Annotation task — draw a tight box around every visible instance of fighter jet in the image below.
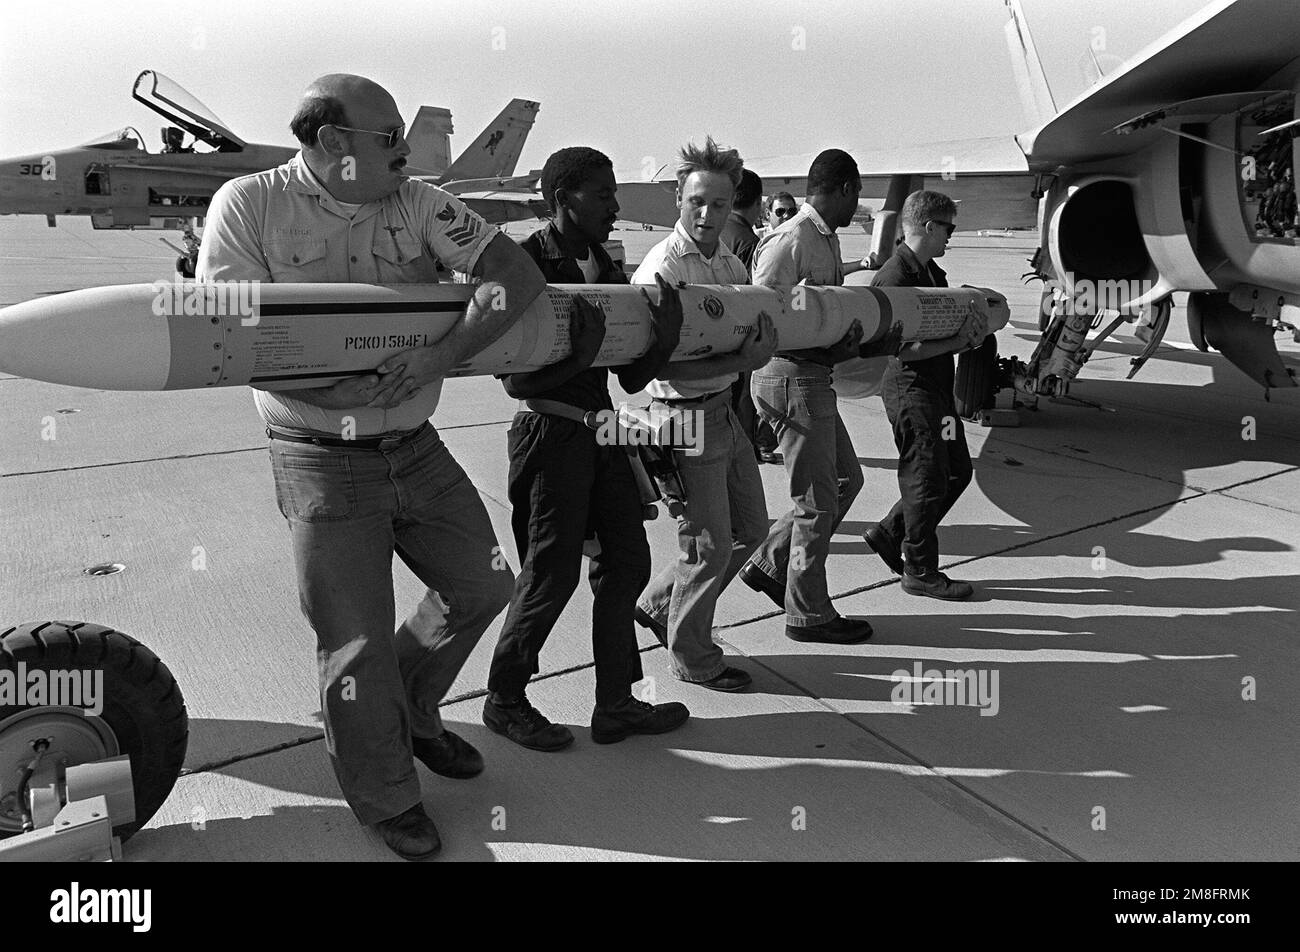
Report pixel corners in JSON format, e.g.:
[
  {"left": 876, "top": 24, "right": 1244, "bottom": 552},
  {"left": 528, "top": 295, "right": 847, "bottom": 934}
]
[
  {"left": 0, "top": 71, "right": 547, "bottom": 274},
  {"left": 403, "top": 98, "right": 543, "bottom": 193},
  {"left": 618, "top": 0, "right": 1300, "bottom": 399},
  {"left": 0, "top": 71, "right": 292, "bottom": 231}
]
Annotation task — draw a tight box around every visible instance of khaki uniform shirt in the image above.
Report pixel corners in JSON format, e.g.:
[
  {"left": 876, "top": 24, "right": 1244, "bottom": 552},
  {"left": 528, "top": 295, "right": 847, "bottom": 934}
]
[
  {"left": 631, "top": 220, "right": 750, "bottom": 400},
  {"left": 751, "top": 203, "right": 845, "bottom": 365},
  {"left": 198, "top": 153, "right": 496, "bottom": 434}
]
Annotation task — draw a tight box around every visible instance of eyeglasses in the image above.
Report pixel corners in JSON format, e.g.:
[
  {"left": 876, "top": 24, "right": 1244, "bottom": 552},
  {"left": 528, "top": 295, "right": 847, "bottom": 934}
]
[
  {"left": 327, "top": 123, "right": 406, "bottom": 148},
  {"left": 773, "top": 207, "right": 797, "bottom": 218},
  {"left": 927, "top": 220, "right": 956, "bottom": 237}
]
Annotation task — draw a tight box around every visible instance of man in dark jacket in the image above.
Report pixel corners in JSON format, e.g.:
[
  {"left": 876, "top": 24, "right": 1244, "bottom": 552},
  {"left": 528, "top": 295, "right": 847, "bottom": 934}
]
[
  {"left": 485, "top": 146, "right": 690, "bottom": 749},
  {"left": 864, "top": 189, "right": 987, "bottom": 599},
  {"left": 722, "top": 168, "right": 780, "bottom": 463},
  {"left": 721, "top": 168, "right": 763, "bottom": 269}
]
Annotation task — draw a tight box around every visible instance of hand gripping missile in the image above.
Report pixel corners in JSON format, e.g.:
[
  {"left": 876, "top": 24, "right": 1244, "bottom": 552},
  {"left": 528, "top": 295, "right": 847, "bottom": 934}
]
[{"left": 0, "top": 281, "right": 1008, "bottom": 391}]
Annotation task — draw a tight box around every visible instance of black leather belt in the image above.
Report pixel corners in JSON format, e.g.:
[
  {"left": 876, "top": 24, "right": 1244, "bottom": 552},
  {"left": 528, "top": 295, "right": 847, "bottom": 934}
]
[
  {"left": 266, "top": 421, "right": 429, "bottom": 450},
  {"left": 657, "top": 388, "right": 730, "bottom": 407}
]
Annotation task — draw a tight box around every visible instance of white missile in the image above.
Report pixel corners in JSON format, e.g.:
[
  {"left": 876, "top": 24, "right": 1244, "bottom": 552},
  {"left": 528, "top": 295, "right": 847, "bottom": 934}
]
[{"left": 0, "top": 281, "right": 1008, "bottom": 391}]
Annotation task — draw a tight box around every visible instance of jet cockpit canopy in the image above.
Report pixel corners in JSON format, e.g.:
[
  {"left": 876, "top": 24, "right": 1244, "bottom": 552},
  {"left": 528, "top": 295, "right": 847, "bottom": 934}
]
[{"left": 131, "top": 69, "right": 246, "bottom": 152}]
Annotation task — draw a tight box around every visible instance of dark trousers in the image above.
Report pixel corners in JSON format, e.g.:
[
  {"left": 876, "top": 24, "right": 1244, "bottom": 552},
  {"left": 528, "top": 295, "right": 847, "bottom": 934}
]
[
  {"left": 488, "top": 412, "right": 649, "bottom": 707},
  {"left": 879, "top": 374, "right": 973, "bottom": 573}
]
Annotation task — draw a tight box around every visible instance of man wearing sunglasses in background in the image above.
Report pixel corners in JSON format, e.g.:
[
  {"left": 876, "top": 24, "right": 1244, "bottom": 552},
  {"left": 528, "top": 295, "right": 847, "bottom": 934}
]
[
  {"left": 767, "top": 191, "right": 872, "bottom": 276},
  {"left": 199, "top": 73, "right": 547, "bottom": 861},
  {"left": 768, "top": 191, "right": 799, "bottom": 232},
  {"left": 864, "top": 189, "right": 988, "bottom": 600}
]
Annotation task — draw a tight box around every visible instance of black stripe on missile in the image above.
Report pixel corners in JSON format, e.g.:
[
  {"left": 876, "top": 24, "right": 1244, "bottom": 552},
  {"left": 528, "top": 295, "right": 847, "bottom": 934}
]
[
  {"left": 255, "top": 301, "right": 466, "bottom": 317},
  {"left": 249, "top": 369, "right": 373, "bottom": 382},
  {"left": 861, "top": 286, "right": 893, "bottom": 340}
]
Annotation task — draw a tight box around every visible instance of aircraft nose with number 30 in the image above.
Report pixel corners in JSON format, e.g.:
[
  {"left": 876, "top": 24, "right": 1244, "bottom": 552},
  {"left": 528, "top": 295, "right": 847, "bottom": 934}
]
[{"left": 0, "top": 70, "right": 548, "bottom": 277}]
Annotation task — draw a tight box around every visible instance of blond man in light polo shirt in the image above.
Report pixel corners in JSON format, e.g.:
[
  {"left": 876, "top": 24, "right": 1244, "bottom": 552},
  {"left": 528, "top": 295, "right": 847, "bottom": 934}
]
[
  {"left": 198, "top": 74, "right": 546, "bottom": 860},
  {"left": 631, "top": 137, "right": 777, "bottom": 692}
]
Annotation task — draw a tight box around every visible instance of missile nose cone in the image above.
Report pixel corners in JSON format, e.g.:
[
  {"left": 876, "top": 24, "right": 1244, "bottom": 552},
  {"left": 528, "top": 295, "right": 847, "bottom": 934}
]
[{"left": 0, "top": 285, "right": 172, "bottom": 389}]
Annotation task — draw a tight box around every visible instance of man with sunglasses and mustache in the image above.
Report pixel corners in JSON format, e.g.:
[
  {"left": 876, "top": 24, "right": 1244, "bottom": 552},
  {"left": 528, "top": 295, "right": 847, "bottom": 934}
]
[
  {"left": 863, "top": 189, "right": 988, "bottom": 600},
  {"left": 198, "top": 74, "right": 547, "bottom": 860}
]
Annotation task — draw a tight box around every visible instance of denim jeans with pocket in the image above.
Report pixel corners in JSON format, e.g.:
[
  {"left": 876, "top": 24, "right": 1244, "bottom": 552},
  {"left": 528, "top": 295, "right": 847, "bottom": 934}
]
[
  {"left": 269, "top": 424, "right": 513, "bottom": 825},
  {"left": 743, "top": 359, "right": 864, "bottom": 626}
]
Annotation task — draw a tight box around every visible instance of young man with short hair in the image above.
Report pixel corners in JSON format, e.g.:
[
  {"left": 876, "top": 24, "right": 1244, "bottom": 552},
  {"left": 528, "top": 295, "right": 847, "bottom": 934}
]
[
  {"left": 485, "top": 146, "right": 691, "bottom": 748},
  {"left": 768, "top": 191, "right": 798, "bottom": 231},
  {"left": 739, "top": 149, "right": 875, "bottom": 645},
  {"left": 864, "top": 189, "right": 987, "bottom": 599},
  {"left": 632, "top": 137, "right": 777, "bottom": 692},
  {"left": 721, "top": 168, "right": 764, "bottom": 269},
  {"left": 722, "top": 168, "right": 780, "bottom": 464}
]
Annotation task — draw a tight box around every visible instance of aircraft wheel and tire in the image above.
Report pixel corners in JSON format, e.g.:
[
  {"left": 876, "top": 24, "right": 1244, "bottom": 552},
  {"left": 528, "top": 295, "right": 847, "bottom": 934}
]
[
  {"left": 176, "top": 256, "right": 195, "bottom": 279},
  {"left": 954, "top": 335, "right": 998, "bottom": 420},
  {"left": 0, "top": 621, "right": 188, "bottom": 841}
]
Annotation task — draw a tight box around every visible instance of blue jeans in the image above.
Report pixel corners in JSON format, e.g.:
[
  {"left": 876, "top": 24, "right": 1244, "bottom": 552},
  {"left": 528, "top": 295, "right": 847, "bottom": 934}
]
[
  {"left": 637, "top": 395, "right": 768, "bottom": 681},
  {"left": 743, "top": 359, "right": 864, "bottom": 626},
  {"left": 269, "top": 424, "right": 514, "bottom": 826}
]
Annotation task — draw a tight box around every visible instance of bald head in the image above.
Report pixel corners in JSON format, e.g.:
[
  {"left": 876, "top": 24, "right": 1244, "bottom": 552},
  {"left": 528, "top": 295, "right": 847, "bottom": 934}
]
[
  {"left": 305, "top": 73, "right": 387, "bottom": 103},
  {"left": 289, "top": 72, "right": 411, "bottom": 203},
  {"left": 290, "top": 73, "right": 398, "bottom": 149}
]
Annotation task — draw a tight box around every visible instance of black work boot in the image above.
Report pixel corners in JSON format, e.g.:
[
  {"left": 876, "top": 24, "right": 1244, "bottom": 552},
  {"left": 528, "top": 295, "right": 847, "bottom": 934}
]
[
  {"left": 590, "top": 696, "right": 689, "bottom": 744},
  {"left": 483, "top": 693, "right": 575, "bottom": 751}
]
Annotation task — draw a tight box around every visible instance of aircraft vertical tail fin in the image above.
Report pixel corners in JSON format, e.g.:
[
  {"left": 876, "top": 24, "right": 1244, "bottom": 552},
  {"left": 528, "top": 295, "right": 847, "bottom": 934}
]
[
  {"left": 1003, "top": 0, "right": 1058, "bottom": 127},
  {"left": 406, "top": 105, "right": 455, "bottom": 175},
  {"left": 442, "top": 99, "right": 539, "bottom": 182}
]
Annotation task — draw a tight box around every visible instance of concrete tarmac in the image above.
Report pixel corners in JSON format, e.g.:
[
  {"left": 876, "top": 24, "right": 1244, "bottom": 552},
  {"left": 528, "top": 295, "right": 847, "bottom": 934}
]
[{"left": 2, "top": 215, "right": 1297, "bottom": 861}]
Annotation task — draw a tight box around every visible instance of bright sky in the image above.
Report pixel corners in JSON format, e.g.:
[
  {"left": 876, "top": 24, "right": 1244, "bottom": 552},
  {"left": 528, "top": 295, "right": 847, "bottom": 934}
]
[{"left": 2, "top": 0, "right": 1208, "bottom": 177}]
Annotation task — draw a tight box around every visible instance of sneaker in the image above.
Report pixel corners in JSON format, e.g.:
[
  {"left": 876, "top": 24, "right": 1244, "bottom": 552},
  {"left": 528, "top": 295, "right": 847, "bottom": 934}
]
[
  {"left": 695, "top": 666, "right": 752, "bottom": 693},
  {"left": 739, "top": 563, "right": 785, "bottom": 609},
  {"left": 591, "top": 696, "right": 689, "bottom": 744},
  {"left": 634, "top": 606, "right": 668, "bottom": 646},
  {"left": 373, "top": 803, "right": 441, "bottom": 861},
  {"left": 482, "top": 694, "right": 575, "bottom": 752},
  {"left": 785, "top": 616, "right": 874, "bottom": 644},
  {"left": 862, "top": 523, "right": 904, "bottom": 575},
  {"left": 901, "top": 570, "right": 973, "bottom": 601},
  {"left": 412, "top": 729, "right": 484, "bottom": 779}
]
